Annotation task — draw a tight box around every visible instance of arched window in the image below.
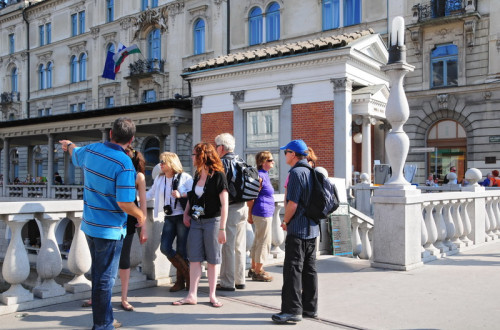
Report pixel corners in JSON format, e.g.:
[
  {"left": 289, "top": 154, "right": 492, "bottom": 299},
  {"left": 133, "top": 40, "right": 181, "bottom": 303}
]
[
  {"left": 249, "top": 7, "right": 263, "bottom": 46},
  {"left": 427, "top": 120, "right": 466, "bottom": 182},
  {"left": 79, "top": 53, "right": 87, "bottom": 81},
  {"left": 38, "top": 64, "right": 45, "bottom": 90},
  {"left": 194, "top": 19, "right": 205, "bottom": 55},
  {"left": 46, "top": 62, "right": 53, "bottom": 88},
  {"left": 431, "top": 44, "right": 458, "bottom": 88},
  {"left": 106, "top": 43, "right": 115, "bottom": 54},
  {"left": 266, "top": 2, "right": 280, "bottom": 42},
  {"left": 322, "top": 0, "right": 340, "bottom": 30},
  {"left": 344, "top": 0, "right": 361, "bottom": 26},
  {"left": 11, "top": 67, "right": 18, "bottom": 92},
  {"left": 148, "top": 29, "right": 161, "bottom": 61},
  {"left": 70, "top": 55, "right": 78, "bottom": 83}
]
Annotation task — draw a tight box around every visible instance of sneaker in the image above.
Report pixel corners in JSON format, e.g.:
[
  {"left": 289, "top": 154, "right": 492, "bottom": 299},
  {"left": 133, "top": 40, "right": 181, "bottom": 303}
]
[
  {"left": 248, "top": 268, "right": 256, "bottom": 278},
  {"left": 252, "top": 271, "right": 273, "bottom": 282}
]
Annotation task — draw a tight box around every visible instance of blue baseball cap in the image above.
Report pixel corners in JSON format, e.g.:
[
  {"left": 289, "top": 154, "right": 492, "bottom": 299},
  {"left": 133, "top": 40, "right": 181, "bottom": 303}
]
[{"left": 280, "top": 139, "right": 308, "bottom": 156}]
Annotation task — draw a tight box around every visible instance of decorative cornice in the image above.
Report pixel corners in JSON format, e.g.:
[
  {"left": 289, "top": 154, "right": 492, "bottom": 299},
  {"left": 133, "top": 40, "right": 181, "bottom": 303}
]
[
  {"left": 70, "top": 1, "right": 86, "bottom": 15},
  {"left": 67, "top": 41, "right": 87, "bottom": 54},
  {"left": 36, "top": 51, "right": 53, "bottom": 63},
  {"left": 7, "top": 25, "right": 15, "bottom": 34},
  {"left": 188, "top": 5, "right": 207, "bottom": 17},
  {"left": 120, "top": 17, "right": 135, "bottom": 30},
  {"left": 133, "top": 8, "right": 168, "bottom": 39},
  {"left": 102, "top": 32, "right": 116, "bottom": 42}
]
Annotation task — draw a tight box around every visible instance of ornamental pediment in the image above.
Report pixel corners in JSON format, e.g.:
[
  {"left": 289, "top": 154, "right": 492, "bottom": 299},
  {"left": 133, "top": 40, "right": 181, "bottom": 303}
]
[
  {"left": 67, "top": 41, "right": 87, "bottom": 54},
  {"left": 36, "top": 51, "right": 53, "bottom": 62}
]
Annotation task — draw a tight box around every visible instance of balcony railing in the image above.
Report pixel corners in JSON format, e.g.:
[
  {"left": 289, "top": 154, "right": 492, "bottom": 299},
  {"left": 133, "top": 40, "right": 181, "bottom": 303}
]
[
  {"left": 412, "top": 0, "right": 472, "bottom": 23},
  {"left": 129, "top": 59, "right": 165, "bottom": 76}
]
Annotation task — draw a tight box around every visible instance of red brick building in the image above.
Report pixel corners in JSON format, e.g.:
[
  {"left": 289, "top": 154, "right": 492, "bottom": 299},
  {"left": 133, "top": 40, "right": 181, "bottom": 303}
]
[{"left": 184, "top": 30, "right": 389, "bottom": 191}]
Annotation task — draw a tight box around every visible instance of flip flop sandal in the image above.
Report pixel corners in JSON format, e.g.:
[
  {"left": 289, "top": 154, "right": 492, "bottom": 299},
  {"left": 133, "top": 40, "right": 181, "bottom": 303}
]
[
  {"left": 172, "top": 299, "right": 197, "bottom": 306},
  {"left": 121, "top": 301, "right": 134, "bottom": 311},
  {"left": 210, "top": 300, "right": 223, "bottom": 308}
]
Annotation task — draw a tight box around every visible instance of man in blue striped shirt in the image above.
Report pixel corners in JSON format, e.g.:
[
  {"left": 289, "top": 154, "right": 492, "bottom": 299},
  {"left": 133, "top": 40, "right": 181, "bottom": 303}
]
[
  {"left": 272, "top": 139, "right": 319, "bottom": 324},
  {"left": 60, "top": 117, "right": 145, "bottom": 330}
]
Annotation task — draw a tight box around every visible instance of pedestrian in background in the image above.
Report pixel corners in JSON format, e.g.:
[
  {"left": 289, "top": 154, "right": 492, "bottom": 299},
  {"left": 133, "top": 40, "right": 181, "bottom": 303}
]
[{"left": 247, "top": 151, "right": 275, "bottom": 282}]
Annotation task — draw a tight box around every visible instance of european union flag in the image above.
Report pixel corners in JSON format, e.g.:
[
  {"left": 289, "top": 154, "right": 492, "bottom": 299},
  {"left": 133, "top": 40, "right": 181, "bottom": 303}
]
[{"left": 102, "top": 51, "right": 116, "bottom": 80}]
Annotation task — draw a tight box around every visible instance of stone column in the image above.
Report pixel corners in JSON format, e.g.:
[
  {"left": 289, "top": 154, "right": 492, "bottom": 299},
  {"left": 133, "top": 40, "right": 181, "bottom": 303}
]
[
  {"left": 169, "top": 123, "right": 178, "bottom": 153},
  {"left": 64, "top": 212, "right": 92, "bottom": 293},
  {"left": 27, "top": 145, "right": 34, "bottom": 181},
  {"left": 332, "top": 78, "right": 353, "bottom": 188},
  {"left": 231, "top": 90, "right": 245, "bottom": 155},
  {"left": 361, "top": 116, "right": 376, "bottom": 179},
  {"left": 47, "top": 134, "right": 54, "bottom": 197},
  {"left": 33, "top": 212, "right": 66, "bottom": 298},
  {"left": 278, "top": 84, "right": 293, "bottom": 194},
  {"left": 192, "top": 96, "right": 203, "bottom": 148},
  {"left": 0, "top": 215, "right": 34, "bottom": 305},
  {"left": 2, "top": 138, "right": 9, "bottom": 195}
]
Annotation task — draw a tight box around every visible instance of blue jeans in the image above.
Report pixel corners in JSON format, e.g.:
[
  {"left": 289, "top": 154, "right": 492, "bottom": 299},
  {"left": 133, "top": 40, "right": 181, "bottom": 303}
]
[
  {"left": 160, "top": 214, "right": 189, "bottom": 259},
  {"left": 86, "top": 235, "right": 123, "bottom": 330}
]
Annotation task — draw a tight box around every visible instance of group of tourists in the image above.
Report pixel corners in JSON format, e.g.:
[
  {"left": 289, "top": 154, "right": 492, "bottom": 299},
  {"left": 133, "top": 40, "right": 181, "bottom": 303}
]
[{"left": 60, "top": 117, "right": 320, "bottom": 329}]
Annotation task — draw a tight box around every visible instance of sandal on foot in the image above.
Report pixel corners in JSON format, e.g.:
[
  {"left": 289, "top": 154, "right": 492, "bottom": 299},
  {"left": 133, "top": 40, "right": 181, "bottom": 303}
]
[
  {"left": 172, "top": 299, "right": 196, "bottom": 306},
  {"left": 81, "top": 300, "right": 92, "bottom": 308},
  {"left": 121, "top": 301, "right": 134, "bottom": 311},
  {"left": 210, "top": 300, "right": 223, "bottom": 308}
]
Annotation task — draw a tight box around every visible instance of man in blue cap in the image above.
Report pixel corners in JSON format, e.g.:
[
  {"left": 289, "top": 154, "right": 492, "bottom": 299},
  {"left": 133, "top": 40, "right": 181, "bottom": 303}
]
[{"left": 272, "top": 139, "right": 319, "bottom": 324}]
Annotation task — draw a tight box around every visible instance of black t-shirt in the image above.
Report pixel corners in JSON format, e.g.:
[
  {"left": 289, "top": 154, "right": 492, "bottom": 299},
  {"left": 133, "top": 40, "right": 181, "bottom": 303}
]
[{"left": 188, "top": 170, "right": 228, "bottom": 219}]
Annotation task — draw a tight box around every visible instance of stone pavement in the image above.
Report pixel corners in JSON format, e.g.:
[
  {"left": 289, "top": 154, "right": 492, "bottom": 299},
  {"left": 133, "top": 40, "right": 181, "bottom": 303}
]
[{"left": 1, "top": 240, "right": 499, "bottom": 329}]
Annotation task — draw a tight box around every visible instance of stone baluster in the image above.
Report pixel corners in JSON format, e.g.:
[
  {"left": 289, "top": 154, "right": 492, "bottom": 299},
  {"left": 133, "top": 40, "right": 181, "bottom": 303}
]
[
  {"left": 423, "top": 203, "right": 440, "bottom": 257},
  {"left": 433, "top": 202, "right": 449, "bottom": 253},
  {"left": 351, "top": 217, "right": 362, "bottom": 258},
  {"left": 0, "top": 215, "right": 34, "bottom": 305},
  {"left": 451, "top": 201, "right": 466, "bottom": 248},
  {"left": 359, "top": 222, "right": 373, "bottom": 260},
  {"left": 421, "top": 204, "right": 430, "bottom": 260},
  {"left": 33, "top": 212, "right": 66, "bottom": 298},
  {"left": 271, "top": 200, "right": 285, "bottom": 258},
  {"left": 459, "top": 199, "right": 473, "bottom": 246},
  {"left": 485, "top": 197, "right": 495, "bottom": 240},
  {"left": 64, "top": 212, "right": 92, "bottom": 293},
  {"left": 489, "top": 197, "right": 500, "bottom": 238},
  {"left": 442, "top": 201, "right": 458, "bottom": 252}
]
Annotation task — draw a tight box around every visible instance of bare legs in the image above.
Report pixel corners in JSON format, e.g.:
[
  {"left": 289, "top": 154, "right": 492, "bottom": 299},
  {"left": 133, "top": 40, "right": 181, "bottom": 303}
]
[
  {"left": 120, "top": 268, "right": 133, "bottom": 310},
  {"left": 173, "top": 261, "right": 221, "bottom": 306}
]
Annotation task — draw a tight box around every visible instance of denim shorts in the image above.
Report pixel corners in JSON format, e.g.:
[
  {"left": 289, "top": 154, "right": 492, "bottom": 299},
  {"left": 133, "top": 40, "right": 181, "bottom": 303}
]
[{"left": 187, "top": 216, "right": 222, "bottom": 264}]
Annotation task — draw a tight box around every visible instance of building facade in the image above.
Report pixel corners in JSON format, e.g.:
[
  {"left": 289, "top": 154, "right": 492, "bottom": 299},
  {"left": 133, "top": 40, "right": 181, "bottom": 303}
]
[{"left": 0, "top": 0, "right": 498, "bottom": 190}]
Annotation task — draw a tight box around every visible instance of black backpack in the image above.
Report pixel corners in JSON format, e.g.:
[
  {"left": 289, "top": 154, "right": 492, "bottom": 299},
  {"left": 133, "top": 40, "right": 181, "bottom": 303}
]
[
  {"left": 224, "top": 154, "right": 260, "bottom": 202},
  {"left": 295, "top": 163, "right": 339, "bottom": 224},
  {"left": 172, "top": 173, "right": 188, "bottom": 210}
]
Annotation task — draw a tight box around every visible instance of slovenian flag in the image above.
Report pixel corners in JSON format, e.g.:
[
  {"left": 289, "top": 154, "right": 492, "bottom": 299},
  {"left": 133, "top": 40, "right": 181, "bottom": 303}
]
[{"left": 113, "top": 44, "right": 141, "bottom": 74}]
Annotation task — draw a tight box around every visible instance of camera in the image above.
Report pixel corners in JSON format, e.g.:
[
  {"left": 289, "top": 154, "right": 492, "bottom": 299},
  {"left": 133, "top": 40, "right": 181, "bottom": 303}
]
[
  {"left": 191, "top": 205, "right": 205, "bottom": 221},
  {"left": 163, "top": 204, "right": 173, "bottom": 215}
]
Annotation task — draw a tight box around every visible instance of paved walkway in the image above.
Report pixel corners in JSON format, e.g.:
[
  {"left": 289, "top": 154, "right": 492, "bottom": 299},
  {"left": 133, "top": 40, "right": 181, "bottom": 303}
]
[{"left": 1, "top": 240, "right": 499, "bottom": 329}]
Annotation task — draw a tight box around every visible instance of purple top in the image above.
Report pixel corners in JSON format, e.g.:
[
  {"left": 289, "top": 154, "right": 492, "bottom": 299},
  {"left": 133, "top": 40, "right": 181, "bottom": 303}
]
[{"left": 252, "top": 169, "right": 275, "bottom": 217}]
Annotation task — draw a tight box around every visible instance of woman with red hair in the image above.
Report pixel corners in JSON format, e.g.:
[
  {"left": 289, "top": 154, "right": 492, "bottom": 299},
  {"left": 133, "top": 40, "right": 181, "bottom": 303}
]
[
  {"left": 489, "top": 170, "right": 500, "bottom": 187},
  {"left": 173, "top": 142, "right": 228, "bottom": 308}
]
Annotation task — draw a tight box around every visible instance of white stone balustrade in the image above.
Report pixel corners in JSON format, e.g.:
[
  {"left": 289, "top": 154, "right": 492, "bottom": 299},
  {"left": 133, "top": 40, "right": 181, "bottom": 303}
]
[{"left": 349, "top": 208, "right": 373, "bottom": 260}]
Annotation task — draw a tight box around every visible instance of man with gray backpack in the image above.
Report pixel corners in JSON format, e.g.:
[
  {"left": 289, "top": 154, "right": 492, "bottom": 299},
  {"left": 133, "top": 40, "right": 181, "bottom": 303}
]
[{"left": 215, "top": 133, "right": 260, "bottom": 291}]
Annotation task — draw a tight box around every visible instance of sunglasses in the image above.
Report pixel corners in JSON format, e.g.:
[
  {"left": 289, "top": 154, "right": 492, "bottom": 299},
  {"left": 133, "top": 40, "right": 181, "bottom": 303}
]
[
  {"left": 283, "top": 150, "right": 293, "bottom": 155},
  {"left": 266, "top": 159, "right": 275, "bottom": 162}
]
